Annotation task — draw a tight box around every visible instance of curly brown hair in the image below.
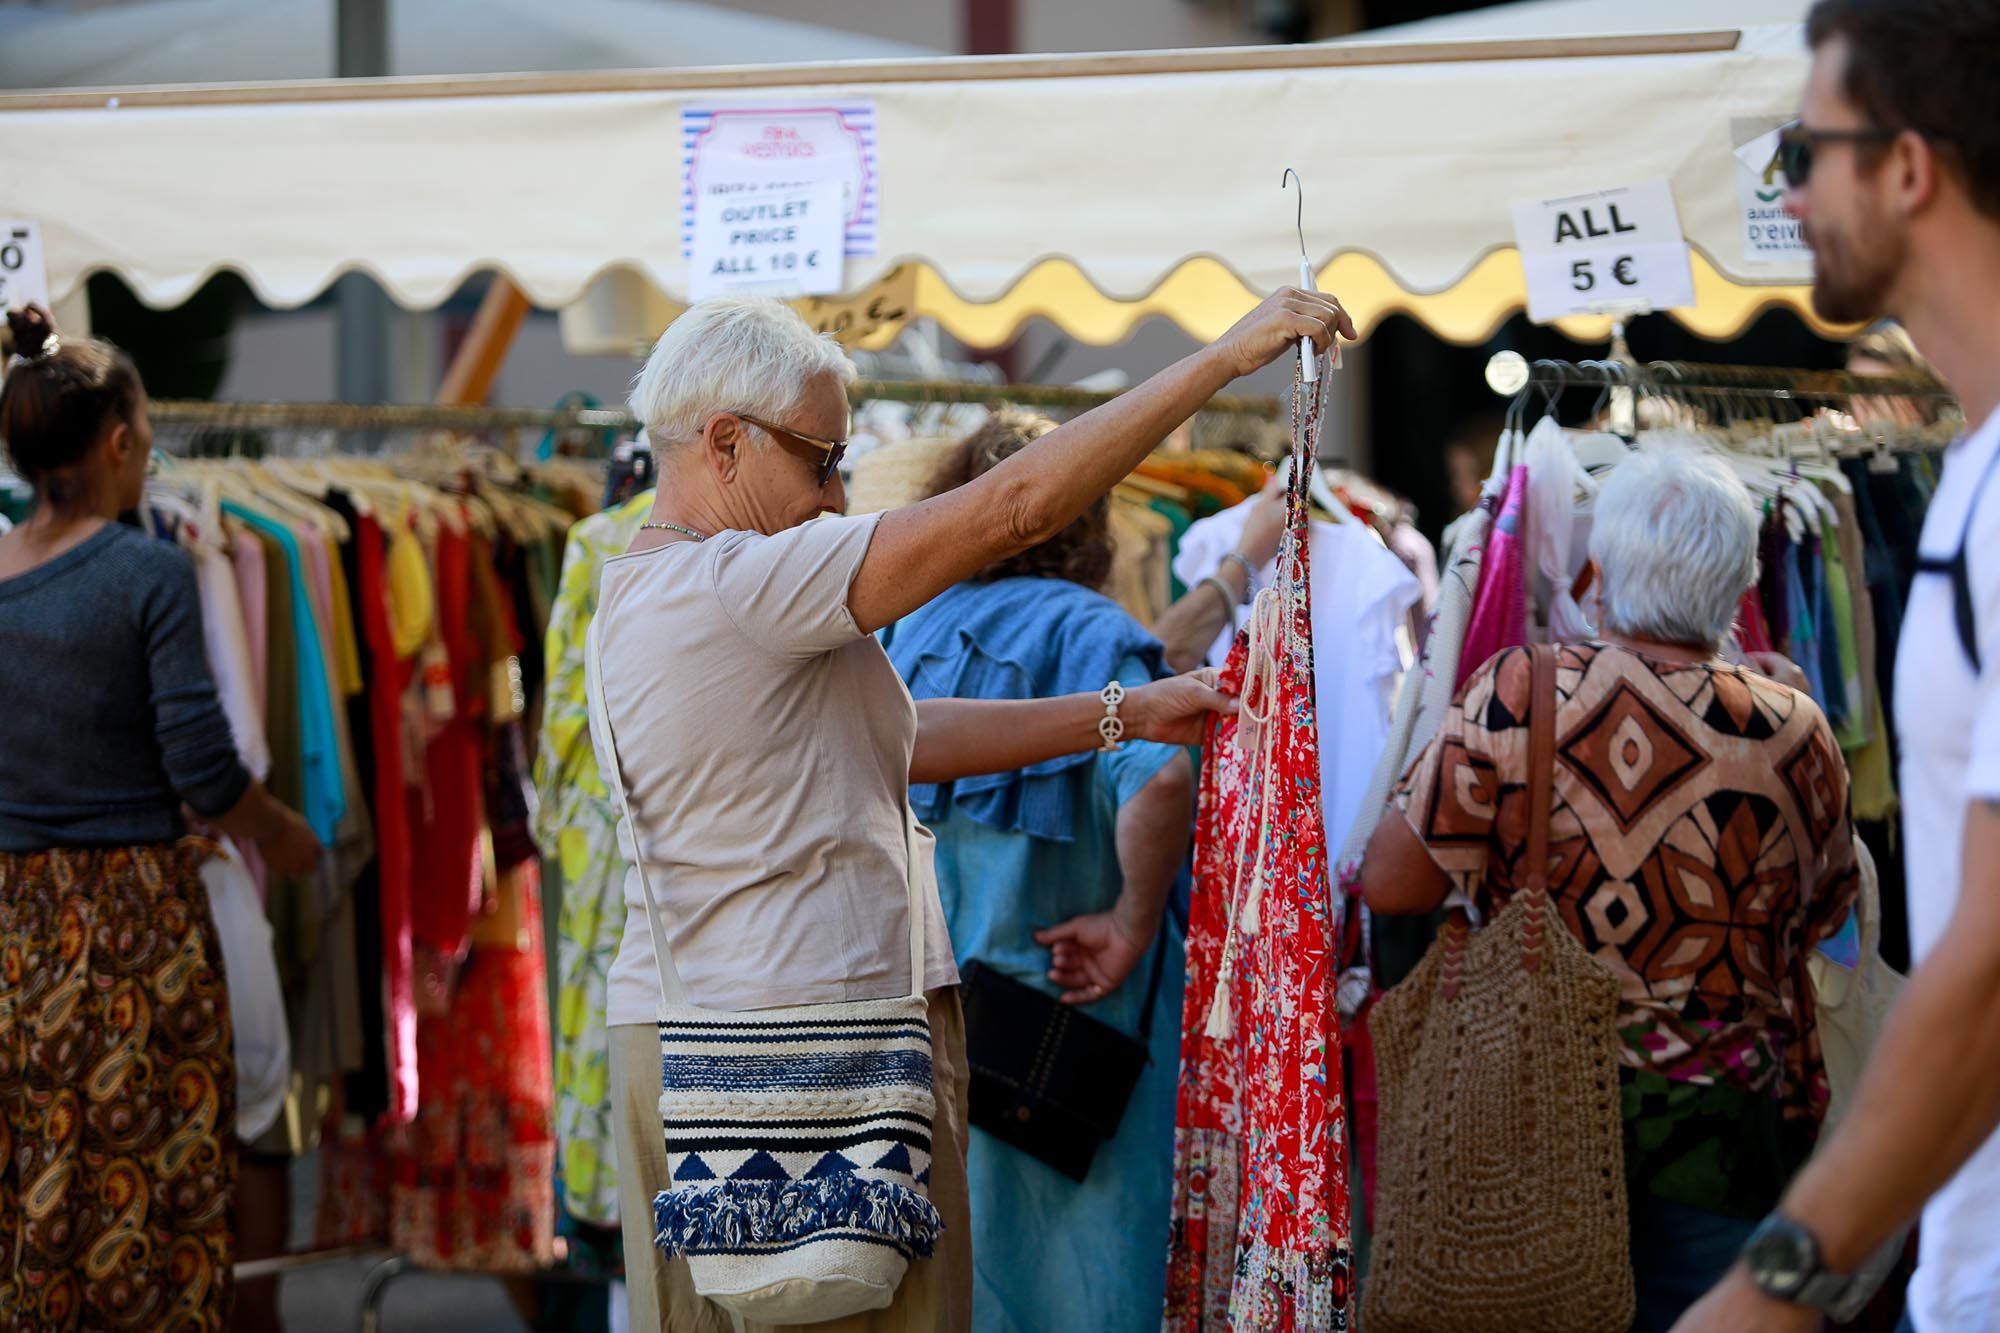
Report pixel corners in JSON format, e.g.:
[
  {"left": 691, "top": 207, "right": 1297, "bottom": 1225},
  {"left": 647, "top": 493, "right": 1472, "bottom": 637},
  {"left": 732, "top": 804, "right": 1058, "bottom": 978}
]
[{"left": 928, "top": 408, "right": 1116, "bottom": 590}]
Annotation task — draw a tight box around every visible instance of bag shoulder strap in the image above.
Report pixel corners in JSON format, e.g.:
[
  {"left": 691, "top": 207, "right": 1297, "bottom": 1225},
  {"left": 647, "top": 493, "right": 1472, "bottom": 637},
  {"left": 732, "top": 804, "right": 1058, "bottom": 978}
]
[
  {"left": 586, "top": 615, "right": 929, "bottom": 1015},
  {"left": 587, "top": 618, "right": 688, "bottom": 1009},
  {"left": 1523, "top": 643, "right": 1558, "bottom": 893}
]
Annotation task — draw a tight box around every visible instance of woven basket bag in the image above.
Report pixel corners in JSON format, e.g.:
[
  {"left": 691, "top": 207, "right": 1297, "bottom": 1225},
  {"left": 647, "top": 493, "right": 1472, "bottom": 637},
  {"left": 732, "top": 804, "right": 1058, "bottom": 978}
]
[
  {"left": 1364, "top": 644, "right": 1632, "bottom": 1332},
  {"left": 588, "top": 623, "right": 944, "bottom": 1324}
]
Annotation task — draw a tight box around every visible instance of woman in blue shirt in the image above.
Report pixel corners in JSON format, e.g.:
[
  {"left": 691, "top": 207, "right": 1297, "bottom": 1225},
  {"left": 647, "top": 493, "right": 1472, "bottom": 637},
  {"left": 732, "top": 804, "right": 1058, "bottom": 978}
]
[{"left": 884, "top": 411, "right": 1193, "bottom": 1333}]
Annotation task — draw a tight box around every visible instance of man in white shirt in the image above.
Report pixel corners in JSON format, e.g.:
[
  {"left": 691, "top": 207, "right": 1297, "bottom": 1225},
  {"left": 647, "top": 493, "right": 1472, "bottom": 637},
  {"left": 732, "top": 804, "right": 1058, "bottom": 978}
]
[{"left": 1675, "top": 3, "right": 2000, "bottom": 1331}]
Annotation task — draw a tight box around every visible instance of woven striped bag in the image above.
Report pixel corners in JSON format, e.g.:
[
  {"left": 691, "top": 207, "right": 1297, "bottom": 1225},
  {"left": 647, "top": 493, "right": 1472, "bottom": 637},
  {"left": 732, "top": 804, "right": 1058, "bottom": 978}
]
[{"left": 587, "top": 624, "right": 944, "bottom": 1324}]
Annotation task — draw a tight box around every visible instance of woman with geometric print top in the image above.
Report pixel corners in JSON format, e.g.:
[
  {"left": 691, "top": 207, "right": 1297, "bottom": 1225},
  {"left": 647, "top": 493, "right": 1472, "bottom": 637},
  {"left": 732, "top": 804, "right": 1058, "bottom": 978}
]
[{"left": 1359, "top": 448, "right": 1860, "bottom": 1333}]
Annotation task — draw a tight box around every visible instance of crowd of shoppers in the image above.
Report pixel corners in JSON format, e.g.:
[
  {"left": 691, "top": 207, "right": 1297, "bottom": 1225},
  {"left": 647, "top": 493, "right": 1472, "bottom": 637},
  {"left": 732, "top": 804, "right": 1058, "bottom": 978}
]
[{"left": 7, "top": 0, "right": 2000, "bottom": 1328}]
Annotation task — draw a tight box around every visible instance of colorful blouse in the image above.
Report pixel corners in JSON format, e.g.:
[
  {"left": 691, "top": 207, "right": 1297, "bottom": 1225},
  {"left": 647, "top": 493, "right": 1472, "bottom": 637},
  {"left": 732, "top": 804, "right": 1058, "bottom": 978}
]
[{"left": 532, "top": 490, "right": 653, "bottom": 1228}]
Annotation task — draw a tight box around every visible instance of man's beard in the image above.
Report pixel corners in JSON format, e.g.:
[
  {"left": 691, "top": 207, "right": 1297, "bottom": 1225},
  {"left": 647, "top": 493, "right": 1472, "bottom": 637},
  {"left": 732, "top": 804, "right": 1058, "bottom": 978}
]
[{"left": 1809, "top": 219, "right": 1901, "bottom": 325}]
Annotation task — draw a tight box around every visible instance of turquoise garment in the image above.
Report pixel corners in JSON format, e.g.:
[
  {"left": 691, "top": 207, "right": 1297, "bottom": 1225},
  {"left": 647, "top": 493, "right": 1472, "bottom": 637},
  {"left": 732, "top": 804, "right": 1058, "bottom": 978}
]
[
  {"left": 921, "top": 653, "right": 1189, "bottom": 1333},
  {"left": 224, "top": 503, "right": 346, "bottom": 843}
]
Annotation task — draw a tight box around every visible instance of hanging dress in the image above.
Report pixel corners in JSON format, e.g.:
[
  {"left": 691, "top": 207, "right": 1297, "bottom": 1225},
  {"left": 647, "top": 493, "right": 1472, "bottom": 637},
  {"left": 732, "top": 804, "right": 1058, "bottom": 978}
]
[
  {"left": 1166, "top": 364, "right": 1354, "bottom": 1331},
  {"left": 1457, "top": 462, "right": 1530, "bottom": 687}
]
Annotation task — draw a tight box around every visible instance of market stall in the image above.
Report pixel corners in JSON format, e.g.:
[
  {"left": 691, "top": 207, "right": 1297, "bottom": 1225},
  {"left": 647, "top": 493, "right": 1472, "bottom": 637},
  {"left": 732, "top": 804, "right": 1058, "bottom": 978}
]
[{"left": 1, "top": 17, "right": 1825, "bottom": 352}]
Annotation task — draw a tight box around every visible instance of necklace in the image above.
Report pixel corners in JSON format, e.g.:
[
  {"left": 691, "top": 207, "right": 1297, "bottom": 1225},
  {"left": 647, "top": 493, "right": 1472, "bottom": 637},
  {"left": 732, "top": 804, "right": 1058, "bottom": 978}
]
[{"left": 639, "top": 521, "right": 708, "bottom": 542}]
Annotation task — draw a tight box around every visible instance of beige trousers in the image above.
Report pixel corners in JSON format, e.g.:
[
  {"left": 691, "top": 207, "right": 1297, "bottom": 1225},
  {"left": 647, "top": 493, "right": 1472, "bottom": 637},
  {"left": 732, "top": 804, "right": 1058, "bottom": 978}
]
[{"left": 610, "top": 989, "right": 973, "bottom": 1333}]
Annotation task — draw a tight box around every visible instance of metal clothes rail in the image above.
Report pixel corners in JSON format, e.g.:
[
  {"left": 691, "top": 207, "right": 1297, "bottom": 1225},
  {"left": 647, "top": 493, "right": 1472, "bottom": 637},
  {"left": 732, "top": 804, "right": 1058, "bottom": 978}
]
[{"left": 1493, "top": 355, "right": 1956, "bottom": 405}]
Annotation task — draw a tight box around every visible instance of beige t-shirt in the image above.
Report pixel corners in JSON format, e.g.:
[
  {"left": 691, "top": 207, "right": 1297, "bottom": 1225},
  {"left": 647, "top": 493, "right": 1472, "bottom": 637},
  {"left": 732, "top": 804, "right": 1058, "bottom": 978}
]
[{"left": 594, "top": 511, "right": 958, "bottom": 1022}]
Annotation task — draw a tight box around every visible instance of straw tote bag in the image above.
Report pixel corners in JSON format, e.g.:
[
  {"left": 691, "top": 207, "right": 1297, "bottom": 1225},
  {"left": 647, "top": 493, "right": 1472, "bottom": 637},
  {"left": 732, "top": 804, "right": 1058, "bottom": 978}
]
[
  {"left": 1364, "top": 644, "right": 1632, "bottom": 1332},
  {"left": 587, "top": 624, "right": 944, "bottom": 1324}
]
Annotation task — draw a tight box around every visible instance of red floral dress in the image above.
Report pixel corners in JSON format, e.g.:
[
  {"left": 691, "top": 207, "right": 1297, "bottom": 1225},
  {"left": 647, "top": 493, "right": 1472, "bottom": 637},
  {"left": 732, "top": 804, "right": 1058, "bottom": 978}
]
[{"left": 1166, "top": 368, "right": 1354, "bottom": 1331}]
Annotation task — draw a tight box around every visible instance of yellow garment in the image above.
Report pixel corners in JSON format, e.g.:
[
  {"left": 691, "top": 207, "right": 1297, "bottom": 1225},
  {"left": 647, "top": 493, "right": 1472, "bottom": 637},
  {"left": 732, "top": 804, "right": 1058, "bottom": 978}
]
[
  {"left": 1108, "top": 498, "right": 1174, "bottom": 626},
  {"left": 385, "top": 519, "right": 434, "bottom": 660},
  {"left": 324, "top": 534, "right": 365, "bottom": 697},
  {"left": 845, "top": 437, "right": 962, "bottom": 515},
  {"left": 1846, "top": 724, "right": 1899, "bottom": 823}
]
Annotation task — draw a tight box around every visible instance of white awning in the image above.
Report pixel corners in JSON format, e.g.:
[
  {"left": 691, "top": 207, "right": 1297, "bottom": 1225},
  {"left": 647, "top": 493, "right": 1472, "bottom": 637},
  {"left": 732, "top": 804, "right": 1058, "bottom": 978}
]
[{"left": 0, "top": 23, "right": 1826, "bottom": 348}]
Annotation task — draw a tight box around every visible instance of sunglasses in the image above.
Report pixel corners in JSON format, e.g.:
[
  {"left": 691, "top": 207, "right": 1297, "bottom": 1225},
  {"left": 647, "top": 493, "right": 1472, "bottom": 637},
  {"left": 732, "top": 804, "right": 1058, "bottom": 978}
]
[
  {"left": 732, "top": 411, "right": 849, "bottom": 488},
  {"left": 1776, "top": 122, "right": 1900, "bottom": 189}
]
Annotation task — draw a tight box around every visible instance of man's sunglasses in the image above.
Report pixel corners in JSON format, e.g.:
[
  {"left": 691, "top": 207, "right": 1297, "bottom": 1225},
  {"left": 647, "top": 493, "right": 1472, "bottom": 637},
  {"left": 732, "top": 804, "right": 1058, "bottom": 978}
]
[
  {"left": 732, "top": 411, "right": 848, "bottom": 487},
  {"left": 1776, "top": 123, "right": 1901, "bottom": 189}
]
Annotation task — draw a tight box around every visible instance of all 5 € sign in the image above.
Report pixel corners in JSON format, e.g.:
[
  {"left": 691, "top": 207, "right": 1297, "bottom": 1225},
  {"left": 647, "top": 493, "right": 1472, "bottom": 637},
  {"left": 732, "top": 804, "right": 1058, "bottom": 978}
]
[
  {"left": 0, "top": 220, "right": 50, "bottom": 315},
  {"left": 1510, "top": 180, "right": 1696, "bottom": 324}
]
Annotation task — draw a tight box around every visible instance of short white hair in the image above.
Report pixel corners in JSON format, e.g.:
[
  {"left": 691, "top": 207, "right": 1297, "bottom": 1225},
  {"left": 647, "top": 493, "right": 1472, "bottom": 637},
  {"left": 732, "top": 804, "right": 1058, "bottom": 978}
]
[
  {"left": 628, "top": 297, "right": 855, "bottom": 449},
  {"left": 1587, "top": 446, "right": 1759, "bottom": 648}
]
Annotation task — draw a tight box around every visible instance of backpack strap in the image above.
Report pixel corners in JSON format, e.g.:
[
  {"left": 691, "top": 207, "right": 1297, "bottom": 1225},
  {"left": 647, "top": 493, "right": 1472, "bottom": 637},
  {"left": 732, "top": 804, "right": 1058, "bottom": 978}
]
[{"left": 1915, "top": 440, "right": 2000, "bottom": 673}]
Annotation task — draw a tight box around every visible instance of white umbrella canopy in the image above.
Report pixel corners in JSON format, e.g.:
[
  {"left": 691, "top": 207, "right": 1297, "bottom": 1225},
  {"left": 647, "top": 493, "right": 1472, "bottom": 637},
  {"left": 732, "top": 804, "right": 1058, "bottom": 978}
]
[{"left": 0, "top": 0, "right": 935, "bottom": 89}]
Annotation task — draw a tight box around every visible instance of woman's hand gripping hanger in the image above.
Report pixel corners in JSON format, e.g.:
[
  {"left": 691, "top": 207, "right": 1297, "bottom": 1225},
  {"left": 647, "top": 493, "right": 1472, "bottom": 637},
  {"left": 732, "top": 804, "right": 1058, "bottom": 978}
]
[{"left": 1282, "top": 169, "right": 1336, "bottom": 381}]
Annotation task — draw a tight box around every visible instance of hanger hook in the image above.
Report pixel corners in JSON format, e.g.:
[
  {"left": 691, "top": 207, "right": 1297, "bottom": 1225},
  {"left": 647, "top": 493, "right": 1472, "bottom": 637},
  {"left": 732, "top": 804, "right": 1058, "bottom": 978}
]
[{"left": 1281, "top": 168, "right": 1308, "bottom": 261}]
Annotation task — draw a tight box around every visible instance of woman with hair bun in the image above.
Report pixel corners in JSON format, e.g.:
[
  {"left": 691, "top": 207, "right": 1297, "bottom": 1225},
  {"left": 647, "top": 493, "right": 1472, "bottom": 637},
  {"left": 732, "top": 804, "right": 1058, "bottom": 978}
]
[{"left": 0, "top": 305, "right": 318, "bottom": 1329}]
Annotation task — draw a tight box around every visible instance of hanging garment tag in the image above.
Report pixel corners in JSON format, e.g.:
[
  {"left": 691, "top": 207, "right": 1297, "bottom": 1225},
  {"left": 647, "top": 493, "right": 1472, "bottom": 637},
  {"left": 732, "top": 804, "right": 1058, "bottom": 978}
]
[
  {"left": 1510, "top": 180, "right": 1695, "bottom": 324},
  {"left": 0, "top": 220, "right": 50, "bottom": 313}
]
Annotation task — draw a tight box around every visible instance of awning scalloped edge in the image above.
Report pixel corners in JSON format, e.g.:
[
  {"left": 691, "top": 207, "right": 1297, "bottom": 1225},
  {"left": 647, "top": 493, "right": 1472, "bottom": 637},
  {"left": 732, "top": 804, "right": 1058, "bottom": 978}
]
[{"left": 71, "top": 247, "right": 1846, "bottom": 352}]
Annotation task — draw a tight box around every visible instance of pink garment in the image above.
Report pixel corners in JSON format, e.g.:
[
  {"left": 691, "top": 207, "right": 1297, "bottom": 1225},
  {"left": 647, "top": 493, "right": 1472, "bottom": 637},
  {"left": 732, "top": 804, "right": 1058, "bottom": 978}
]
[
  {"left": 296, "top": 525, "right": 336, "bottom": 638},
  {"left": 232, "top": 528, "right": 269, "bottom": 715},
  {"left": 1457, "top": 465, "right": 1530, "bottom": 689}
]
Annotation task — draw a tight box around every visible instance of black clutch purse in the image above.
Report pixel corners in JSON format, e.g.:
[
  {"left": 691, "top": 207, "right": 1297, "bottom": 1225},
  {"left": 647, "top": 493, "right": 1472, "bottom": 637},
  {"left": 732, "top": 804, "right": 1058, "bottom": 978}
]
[{"left": 958, "top": 933, "right": 1168, "bottom": 1182}]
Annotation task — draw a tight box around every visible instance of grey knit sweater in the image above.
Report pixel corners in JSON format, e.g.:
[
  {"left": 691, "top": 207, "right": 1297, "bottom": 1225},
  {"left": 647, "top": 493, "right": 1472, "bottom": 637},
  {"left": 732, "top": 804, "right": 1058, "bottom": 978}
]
[{"left": 0, "top": 521, "right": 250, "bottom": 851}]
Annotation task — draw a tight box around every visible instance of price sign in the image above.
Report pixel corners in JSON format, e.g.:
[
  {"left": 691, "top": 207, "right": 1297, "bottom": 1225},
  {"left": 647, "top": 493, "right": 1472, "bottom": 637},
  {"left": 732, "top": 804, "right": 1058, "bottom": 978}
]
[
  {"left": 0, "top": 219, "right": 50, "bottom": 314},
  {"left": 797, "top": 266, "right": 916, "bottom": 348},
  {"left": 1510, "top": 180, "right": 1695, "bottom": 323},
  {"left": 688, "top": 180, "right": 846, "bottom": 302}
]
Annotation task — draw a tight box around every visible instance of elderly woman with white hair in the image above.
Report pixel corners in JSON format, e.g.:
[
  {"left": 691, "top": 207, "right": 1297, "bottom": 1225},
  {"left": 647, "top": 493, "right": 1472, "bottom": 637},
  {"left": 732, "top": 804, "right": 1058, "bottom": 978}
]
[
  {"left": 591, "top": 289, "right": 1349, "bottom": 1332},
  {"left": 1358, "top": 447, "right": 1861, "bottom": 1331}
]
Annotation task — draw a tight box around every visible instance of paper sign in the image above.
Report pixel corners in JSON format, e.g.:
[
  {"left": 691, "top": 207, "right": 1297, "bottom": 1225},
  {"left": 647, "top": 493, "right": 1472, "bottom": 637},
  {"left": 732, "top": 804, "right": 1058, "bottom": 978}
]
[
  {"left": 0, "top": 219, "right": 50, "bottom": 314},
  {"left": 1510, "top": 179, "right": 1695, "bottom": 323},
  {"left": 682, "top": 102, "right": 879, "bottom": 264},
  {"left": 1733, "top": 119, "right": 1812, "bottom": 268},
  {"left": 797, "top": 265, "right": 916, "bottom": 347},
  {"left": 688, "top": 181, "right": 846, "bottom": 302}
]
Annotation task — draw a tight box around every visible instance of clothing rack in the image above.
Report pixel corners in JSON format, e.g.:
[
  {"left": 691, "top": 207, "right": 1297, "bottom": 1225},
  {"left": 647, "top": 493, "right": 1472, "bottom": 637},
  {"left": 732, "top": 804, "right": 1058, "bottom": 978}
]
[
  {"left": 148, "top": 379, "right": 1283, "bottom": 436},
  {"left": 1494, "top": 356, "right": 1957, "bottom": 406}
]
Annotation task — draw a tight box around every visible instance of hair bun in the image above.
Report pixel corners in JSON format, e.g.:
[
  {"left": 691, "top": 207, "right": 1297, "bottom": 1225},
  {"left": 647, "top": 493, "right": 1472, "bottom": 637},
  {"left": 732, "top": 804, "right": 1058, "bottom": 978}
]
[{"left": 5, "top": 305, "right": 56, "bottom": 362}]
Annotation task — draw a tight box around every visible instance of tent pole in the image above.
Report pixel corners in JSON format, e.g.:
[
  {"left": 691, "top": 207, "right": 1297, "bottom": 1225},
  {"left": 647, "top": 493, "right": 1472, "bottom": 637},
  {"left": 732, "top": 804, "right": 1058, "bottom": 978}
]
[{"left": 437, "top": 278, "right": 533, "bottom": 406}]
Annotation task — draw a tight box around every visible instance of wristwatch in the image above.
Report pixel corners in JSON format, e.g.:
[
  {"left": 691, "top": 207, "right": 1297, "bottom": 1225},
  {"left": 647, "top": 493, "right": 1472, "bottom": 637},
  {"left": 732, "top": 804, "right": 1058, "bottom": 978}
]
[{"left": 1742, "top": 1213, "right": 1862, "bottom": 1311}]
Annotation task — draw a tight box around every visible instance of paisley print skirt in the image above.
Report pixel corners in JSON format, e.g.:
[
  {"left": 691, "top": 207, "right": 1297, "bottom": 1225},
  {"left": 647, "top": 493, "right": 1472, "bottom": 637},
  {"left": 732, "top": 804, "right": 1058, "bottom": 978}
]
[{"left": 0, "top": 842, "right": 236, "bottom": 1332}]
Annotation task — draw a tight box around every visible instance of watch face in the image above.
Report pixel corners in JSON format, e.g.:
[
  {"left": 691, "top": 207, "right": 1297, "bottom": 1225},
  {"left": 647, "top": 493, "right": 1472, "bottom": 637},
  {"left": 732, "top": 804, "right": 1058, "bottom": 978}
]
[{"left": 1747, "top": 1219, "right": 1816, "bottom": 1297}]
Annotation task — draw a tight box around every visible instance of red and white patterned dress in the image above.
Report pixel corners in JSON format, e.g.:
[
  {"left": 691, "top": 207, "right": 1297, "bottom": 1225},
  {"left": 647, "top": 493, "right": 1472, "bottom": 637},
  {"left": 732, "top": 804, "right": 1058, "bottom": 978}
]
[{"left": 1166, "top": 368, "right": 1354, "bottom": 1331}]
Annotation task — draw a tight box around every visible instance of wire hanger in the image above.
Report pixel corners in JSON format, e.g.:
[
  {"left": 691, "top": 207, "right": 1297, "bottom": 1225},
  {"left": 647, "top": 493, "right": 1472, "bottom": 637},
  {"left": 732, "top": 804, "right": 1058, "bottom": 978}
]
[{"left": 1282, "top": 168, "right": 1323, "bottom": 384}]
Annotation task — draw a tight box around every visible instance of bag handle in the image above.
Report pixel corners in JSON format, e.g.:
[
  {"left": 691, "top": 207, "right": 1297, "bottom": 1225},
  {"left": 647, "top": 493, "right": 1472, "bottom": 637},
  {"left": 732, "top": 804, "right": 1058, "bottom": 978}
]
[
  {"left": 1439, "top": 644, "right": 1562, "bottom": 996},
  {"left": 585, "top": 616, "right": 927, "bottom": 1016},
  {"left": 1518, "top": 642, "right": 1559, "bottom": 972},
  {"left": 1524, "top": 643, "right": 1557, "bottom": 892}
]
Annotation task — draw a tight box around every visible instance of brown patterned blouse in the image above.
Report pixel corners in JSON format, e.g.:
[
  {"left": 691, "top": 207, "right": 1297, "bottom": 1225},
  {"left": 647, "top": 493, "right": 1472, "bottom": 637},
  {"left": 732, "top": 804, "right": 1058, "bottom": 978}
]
[{"left": 1393, "top": 642, "right": 1859, "bottom": 1110}]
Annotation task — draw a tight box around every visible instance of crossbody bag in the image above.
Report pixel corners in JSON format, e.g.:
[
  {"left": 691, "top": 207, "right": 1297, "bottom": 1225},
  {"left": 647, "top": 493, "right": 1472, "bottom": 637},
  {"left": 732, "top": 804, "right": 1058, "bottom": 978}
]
[{"left": 586, "top": 622, "right": 945, "bottom": 1324}]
